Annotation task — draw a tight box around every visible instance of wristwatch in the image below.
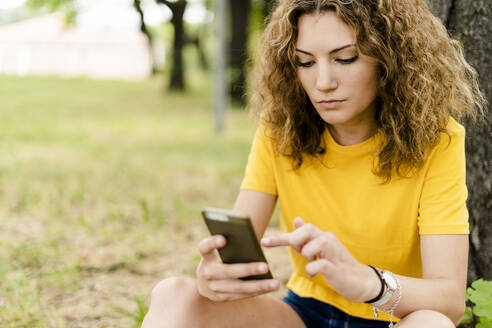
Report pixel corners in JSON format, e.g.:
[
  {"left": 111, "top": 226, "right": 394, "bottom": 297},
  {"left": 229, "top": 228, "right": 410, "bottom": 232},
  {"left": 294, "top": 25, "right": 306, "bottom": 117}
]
[{"left": 365, "top": 266, "right": 398, "bottom": 307}]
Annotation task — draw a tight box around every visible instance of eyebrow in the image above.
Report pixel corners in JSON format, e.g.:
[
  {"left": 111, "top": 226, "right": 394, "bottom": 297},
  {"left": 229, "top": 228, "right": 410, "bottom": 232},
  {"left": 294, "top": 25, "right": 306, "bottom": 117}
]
[{"left": 295, "top": 44, "right": 355, "bottom": 56}]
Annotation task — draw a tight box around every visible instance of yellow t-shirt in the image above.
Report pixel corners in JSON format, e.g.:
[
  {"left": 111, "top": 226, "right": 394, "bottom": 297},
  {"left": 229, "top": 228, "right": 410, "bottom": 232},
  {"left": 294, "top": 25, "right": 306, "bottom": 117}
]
[{"left": 240, "top": 118, "right": 469, "bottom": 322}]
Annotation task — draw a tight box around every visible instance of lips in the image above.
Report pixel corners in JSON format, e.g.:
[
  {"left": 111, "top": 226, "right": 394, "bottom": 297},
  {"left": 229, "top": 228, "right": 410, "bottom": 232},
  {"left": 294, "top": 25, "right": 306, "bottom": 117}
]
[{"left": 317, "top": 99, "right": 345, "bottom": 109}]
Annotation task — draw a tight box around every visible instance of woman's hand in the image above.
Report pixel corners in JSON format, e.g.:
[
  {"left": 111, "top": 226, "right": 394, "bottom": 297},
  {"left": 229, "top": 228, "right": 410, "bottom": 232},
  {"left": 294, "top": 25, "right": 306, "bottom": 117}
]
[
  {"left": 195, "top": 234, "right": 281, "bottom": 302},
  {"left": 261, "top": 217, "right": 379, "bottom": 303}
]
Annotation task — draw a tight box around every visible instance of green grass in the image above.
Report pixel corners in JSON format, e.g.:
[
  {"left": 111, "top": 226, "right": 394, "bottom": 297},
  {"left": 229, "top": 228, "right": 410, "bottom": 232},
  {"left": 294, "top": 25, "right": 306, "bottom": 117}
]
[{"left": 0, "top": 72, "right": 257, "bottom": 326}]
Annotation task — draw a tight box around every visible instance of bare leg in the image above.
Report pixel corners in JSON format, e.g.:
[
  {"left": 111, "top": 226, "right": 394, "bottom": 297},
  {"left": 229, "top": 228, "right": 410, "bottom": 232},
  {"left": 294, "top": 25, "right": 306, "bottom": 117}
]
[
  {"left": 141, "top": 277, "right": 306, "bottom": 328},
  {"left": 395, "top": 310, "right": 456, "bottom": 328}
]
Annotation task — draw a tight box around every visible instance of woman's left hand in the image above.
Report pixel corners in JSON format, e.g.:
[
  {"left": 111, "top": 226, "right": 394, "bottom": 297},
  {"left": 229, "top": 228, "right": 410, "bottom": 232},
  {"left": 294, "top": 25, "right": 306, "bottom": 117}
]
[{"left": 261, "top": 217, "right": 379, "bottom": 303}]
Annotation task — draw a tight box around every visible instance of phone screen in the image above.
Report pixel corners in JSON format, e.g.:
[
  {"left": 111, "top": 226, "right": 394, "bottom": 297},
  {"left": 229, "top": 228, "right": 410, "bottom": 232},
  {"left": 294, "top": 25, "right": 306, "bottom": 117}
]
[{"left": 201, "top": 207, "right": 273, "bottom": 280}]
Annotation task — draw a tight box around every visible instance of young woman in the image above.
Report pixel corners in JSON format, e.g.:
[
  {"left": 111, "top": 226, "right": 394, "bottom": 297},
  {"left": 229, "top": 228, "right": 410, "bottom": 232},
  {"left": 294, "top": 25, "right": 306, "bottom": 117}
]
[{"left": 142, "top": 0, "right": 485, "bottom": 327}]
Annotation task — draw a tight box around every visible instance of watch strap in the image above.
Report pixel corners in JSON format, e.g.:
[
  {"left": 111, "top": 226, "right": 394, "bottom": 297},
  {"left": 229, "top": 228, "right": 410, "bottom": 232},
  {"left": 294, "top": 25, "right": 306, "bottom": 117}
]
[
  {"left": 370, "top": 288, "right": 394, "bottom": 307},
  {"left": 365, "top": 265, "right": 385, "bottom": 304}
]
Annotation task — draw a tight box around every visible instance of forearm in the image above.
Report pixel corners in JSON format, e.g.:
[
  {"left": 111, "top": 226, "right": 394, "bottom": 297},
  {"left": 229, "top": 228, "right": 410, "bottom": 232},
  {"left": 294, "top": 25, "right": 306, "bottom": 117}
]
[{"left": 380, "top": 275, "right": 466, "bottom": 325}]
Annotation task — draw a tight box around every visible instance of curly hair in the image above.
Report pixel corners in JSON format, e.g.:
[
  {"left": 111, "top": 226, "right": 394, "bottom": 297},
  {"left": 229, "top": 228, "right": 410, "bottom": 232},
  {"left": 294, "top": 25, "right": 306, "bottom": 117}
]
[{"left": 249, "top": 0, "right": 485, "bottom": 182}]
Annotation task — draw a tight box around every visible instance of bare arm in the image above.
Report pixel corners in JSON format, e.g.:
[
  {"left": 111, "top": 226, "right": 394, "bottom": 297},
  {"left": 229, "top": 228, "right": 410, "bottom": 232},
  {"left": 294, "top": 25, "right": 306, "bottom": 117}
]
[
  {"left": 233, "top": 189, "right": 278, "bottom": 239},
  {"left": 388, "top": 234, "right": 469, "bottom": 325}
]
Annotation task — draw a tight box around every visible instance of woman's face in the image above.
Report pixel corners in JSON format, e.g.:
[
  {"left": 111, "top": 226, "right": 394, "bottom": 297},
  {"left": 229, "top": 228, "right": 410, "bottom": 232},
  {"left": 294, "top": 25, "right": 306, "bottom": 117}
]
[{"left": 295, "top": 11, "right": 378, "bottom": 131}]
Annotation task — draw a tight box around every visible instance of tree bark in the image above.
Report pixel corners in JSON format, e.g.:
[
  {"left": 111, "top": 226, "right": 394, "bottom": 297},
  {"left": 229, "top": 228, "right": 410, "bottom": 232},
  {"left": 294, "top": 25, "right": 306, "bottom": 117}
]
[
  {"left": 158, "top": 0, "right": 187, "bottom": 91},
  {"left": 426, "top": 0, "right": 492, "bottom": 282},
  {"left": 229, "top": 0, "right": 251, "bottom": 105}
]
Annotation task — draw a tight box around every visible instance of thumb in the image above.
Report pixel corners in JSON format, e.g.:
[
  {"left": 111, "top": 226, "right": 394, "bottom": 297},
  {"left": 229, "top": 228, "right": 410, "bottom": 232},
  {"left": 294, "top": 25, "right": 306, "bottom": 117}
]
[{"left": 294, "top": 217, "right": 305, "bottom": 229}]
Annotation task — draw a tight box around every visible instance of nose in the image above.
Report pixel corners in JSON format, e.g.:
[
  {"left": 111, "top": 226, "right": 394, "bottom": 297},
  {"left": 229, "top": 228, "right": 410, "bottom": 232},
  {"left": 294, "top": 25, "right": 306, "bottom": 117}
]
[{"left": 315, "top": 62, "right": 338, "bottom": 92}]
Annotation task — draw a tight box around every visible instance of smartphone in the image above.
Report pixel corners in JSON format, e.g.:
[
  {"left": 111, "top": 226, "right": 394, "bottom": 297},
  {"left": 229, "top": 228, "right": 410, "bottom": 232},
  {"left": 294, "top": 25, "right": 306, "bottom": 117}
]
[{"left": 201, "top": 207, "right": 273, "bottom": 280}]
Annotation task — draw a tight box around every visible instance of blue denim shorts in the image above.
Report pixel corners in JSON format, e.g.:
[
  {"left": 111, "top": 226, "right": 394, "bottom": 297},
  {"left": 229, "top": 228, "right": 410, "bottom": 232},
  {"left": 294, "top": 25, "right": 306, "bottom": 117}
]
[{"left": 283, "top": 290, "right": 390, "bottom": 328}]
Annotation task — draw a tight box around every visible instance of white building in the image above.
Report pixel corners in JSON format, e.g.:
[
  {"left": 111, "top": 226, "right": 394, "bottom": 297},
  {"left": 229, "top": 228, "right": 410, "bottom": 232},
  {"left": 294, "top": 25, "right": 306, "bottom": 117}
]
[{"left": 0, "top": 13, "right": 153, "bottom": 80}]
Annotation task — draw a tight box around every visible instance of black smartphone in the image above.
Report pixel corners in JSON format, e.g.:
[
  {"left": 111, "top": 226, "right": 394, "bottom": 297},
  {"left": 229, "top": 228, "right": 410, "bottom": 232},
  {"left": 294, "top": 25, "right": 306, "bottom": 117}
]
[{"left": 201, "top": 207, "right": 273, "bottom": 280}]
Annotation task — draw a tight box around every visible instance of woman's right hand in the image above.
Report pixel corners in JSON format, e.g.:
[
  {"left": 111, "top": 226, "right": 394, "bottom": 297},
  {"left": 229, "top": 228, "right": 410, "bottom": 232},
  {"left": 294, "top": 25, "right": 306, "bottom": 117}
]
[{"left": 195, "top": 234, "right": 281, "bottom": 302}]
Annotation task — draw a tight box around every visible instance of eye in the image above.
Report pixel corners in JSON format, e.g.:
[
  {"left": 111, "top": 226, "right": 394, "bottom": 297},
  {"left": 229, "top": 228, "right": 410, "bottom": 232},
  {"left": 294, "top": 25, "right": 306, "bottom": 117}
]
[
  {"left": 336, "top": 56, "right": 358, "bottom": 64},
  {"left": 298, "top": 60, "right": 315, "bottom": 68}
]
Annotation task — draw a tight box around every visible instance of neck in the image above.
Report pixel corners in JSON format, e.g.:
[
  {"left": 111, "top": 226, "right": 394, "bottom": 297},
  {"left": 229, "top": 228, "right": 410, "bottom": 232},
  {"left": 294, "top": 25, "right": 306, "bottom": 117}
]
[{"left": 328, "top": 122, "right": 376, "bottom": 146}]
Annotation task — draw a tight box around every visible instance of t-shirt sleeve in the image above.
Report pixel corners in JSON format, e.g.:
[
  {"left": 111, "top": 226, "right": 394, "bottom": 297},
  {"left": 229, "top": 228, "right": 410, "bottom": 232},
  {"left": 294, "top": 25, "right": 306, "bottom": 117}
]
[
  {"left": 240, "top": 126, "right": 278, "bottom": 195},
  {"left": 418, "top": 121, "right": 469, "bottom": 235}
]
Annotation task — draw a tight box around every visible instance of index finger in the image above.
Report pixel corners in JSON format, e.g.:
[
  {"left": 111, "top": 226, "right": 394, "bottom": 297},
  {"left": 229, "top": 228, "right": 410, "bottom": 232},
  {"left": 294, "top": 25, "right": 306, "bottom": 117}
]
[
  {"left": 261, "top": 233, "right": 292, "bottom": 247},
  {"left": 261, "top": 223, "right": 321, "bottom": 251},
  {"left": 198, "top": 235, "right": 226, "bottom": 262}
]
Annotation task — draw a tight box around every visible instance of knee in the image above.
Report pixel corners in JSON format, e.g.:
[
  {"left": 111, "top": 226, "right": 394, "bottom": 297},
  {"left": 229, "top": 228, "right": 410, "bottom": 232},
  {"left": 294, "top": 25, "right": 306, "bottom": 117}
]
[
  {"left": 143, "top": 277, "right": 199, "bottom": 328},
  {"left": 397, "top": 310, "right": 456, "bottom": 328},
  {"left": 149, "top": 276, "right": 197, "bottom": 309}
]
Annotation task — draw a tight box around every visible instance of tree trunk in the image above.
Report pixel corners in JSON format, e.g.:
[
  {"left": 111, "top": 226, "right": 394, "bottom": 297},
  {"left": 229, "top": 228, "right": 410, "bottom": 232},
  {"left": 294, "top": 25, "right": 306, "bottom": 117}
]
[
  {"left": 158, "top": 0, "right": 187, "bottom": 91},
  {"left": 229, "top": 0, "right": 251, "bottom": 105},
  {"left": 427, "top": 0, "right": 492, "bottom": 282},
  {"left": 133, "top": 0, "right": 158, "bottom": 74},
  {"left": 170, "top": 0, "right": 187, "bottom": 90}
]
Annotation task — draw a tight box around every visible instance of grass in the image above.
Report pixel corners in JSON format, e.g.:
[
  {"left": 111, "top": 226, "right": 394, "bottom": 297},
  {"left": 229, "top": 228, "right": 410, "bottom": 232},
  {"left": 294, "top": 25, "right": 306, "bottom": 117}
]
[{"left": 0, "top": 71, "right": 259, "bottom": 327}]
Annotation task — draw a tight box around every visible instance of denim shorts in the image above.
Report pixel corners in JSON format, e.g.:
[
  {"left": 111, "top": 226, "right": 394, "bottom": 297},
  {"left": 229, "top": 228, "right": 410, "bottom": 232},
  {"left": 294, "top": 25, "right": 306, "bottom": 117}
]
[{"left": 283, "top": 290, "right": 390, "bottom": 328}]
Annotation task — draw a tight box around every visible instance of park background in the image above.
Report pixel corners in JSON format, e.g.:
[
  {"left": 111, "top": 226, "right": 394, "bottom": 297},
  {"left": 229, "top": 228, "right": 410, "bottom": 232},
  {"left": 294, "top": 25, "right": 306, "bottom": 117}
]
[{"left": 0, "top": 0, "right": 490, "bottom": 327}]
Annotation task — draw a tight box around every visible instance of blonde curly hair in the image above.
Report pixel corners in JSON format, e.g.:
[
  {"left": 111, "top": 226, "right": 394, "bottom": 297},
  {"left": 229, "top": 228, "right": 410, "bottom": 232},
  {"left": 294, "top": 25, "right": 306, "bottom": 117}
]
[{"left": 249, "top": 0, "right": 485, "bottom": 182}]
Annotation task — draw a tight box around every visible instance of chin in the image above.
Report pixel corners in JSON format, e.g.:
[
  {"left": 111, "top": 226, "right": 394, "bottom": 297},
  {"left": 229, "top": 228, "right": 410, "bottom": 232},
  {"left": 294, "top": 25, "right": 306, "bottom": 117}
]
[{"left": 318, "top": 112, "right": 349, "bottom": 126}]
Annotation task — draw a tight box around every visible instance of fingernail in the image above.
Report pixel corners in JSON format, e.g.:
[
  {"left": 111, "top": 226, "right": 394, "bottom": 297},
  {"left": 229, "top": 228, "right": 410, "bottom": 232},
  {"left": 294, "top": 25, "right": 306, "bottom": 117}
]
[
  {"left": 270, "top": 281, "right": 278, "bottom": 289},
  {"left": 262, "top": 238, "right": 270, "bottom": 245},
  {"left": 258, "top": 264, "right": 267, "bottom": 272},
  {"left": 216, "top": 237, "right": 223, "bottom": 246}
]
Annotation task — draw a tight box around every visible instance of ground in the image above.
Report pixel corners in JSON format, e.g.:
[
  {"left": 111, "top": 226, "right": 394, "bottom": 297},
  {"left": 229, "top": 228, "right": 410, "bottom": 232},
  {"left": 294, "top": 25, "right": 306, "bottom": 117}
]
[
  {"left": 56, "top": 223, "right": 291, "bottom": 328},
  {"left": 0, "top": 74, "right": 291, "bottom": 327}
]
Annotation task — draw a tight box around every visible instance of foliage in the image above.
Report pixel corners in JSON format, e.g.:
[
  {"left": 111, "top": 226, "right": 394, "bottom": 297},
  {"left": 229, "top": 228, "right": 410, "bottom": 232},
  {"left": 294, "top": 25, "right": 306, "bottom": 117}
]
[
  {"left": 26, "top": 0, "right": 73, "bottom": 11},
  {"left": 25, "top": 0, "right": 77, "bottom": 25},
  {"left": 113, "top": 297, "right": 149, "bottom": 327},
  {"left": 462, "top": 279, "right": 492, "bottom": 328}
]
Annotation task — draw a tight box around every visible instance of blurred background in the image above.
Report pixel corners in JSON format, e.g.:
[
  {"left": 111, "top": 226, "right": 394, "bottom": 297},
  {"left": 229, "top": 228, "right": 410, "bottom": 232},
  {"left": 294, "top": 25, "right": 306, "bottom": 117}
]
[
  {"left": 0, "top": 0, "right": 489, "bottom": 327},
  {"left": 0, "top": 1, "right": 288, "bottom": 327}
]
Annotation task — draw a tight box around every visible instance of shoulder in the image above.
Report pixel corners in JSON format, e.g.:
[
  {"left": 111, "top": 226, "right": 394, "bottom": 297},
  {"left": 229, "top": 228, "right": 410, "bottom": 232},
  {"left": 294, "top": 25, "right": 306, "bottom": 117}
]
[
  {"left": 432, "top": 117, "right": 465, "bottom": 153},
  {"left": 253, "top": 123, "right": 278, "bottom": 151},
  {"left": 444, "top": 117, "right": 465, "bottom": 138},
  {"left": 423, "top": 117, "right": 466, "bottom": 174}
]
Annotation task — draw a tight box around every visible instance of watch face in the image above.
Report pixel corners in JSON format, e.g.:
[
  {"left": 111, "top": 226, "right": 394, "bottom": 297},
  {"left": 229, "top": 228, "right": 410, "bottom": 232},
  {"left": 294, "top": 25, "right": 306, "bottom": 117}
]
[{"left": 382, "top": 271, "right": 398, "bottom": 290}]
